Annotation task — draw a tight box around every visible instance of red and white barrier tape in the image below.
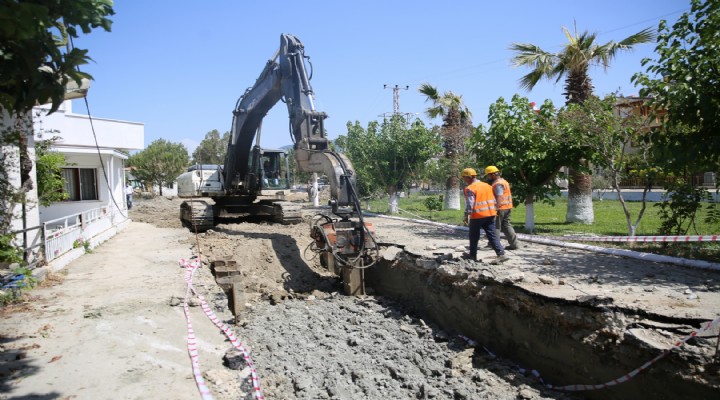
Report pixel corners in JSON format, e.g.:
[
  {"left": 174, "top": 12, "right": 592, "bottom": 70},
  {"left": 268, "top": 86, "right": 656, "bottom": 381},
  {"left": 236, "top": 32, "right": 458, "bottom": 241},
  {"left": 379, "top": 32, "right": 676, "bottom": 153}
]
[
  {"left": 180, "top": 258, "right": 265, "bottom": 400},
  {"left": 366, "top": 211, "right": 719, "bottom": 244},
  {"left": 473, "top": 315, "right": 720, "bottom": 392},
  {"left": 546, "top": 315, "right": 720, "bottom": 391},
  {"left": 540, "top": 234, "right": 719, "bottom": 243}
]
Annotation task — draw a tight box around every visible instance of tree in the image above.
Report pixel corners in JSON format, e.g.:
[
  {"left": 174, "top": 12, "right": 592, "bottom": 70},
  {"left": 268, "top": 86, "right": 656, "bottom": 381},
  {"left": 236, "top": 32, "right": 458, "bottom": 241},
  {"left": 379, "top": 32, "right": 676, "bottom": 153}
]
[
  {"left": 471, "top": 95, "right": 569, "bottom": 233},
  {"left": 418, "top": 84, "right": 472, "bottom": 211},
  {"left": 338, "top": 122, "right": 383, "bottom": 199},
  {"left": 128, "top": 139, "right": 188, "bottom": 196},
  {"left": 191, "top": 129, "right": 229, "bottom": 165},
  {"left": 35, "top": 137, "right": 68, "bottom": 206},
  {"left": 632, "top": 0, "right": 720, "bottom": 172},
  {"left": 561, "top": 95, "right": 655, "bottom": 236},
  {"left": 0, "top": 0, "right": 113, "bottom": 264},
  {"left": 421, "top": 150, "right": 475, "bottom": 192},
  {"left": 339, "top": 115, "right": 441, "bottom": 213},
  {"left": 510, "top": 24, "right": 655, "bottom": 224},
  {"left": 0, "top": 0, "right": 115, "bottom": 115},
  {"left": 0, "top": 116, "right": 30, "bottom": 235}
]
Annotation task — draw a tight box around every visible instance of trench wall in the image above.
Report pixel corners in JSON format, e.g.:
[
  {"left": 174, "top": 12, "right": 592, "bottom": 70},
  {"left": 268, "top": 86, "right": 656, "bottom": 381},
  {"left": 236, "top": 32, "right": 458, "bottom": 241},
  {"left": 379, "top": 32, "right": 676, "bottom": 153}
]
[{"left": 365, "top": 253, "right": 719, "bottom": 400}]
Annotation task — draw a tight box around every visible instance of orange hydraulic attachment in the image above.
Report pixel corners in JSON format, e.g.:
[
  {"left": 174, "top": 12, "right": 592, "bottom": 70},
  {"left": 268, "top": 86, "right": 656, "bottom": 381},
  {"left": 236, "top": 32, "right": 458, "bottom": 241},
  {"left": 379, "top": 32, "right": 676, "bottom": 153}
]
[{"left": 311, "top": 220, "right": 375, "bottom": 257}]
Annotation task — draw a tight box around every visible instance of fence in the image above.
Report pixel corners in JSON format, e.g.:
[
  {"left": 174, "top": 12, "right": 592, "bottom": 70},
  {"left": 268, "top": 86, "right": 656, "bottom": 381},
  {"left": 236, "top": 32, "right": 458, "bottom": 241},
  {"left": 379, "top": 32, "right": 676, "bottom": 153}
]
[
  {"left": 43, "top": 207, "right": 114, "bottom": 263},
  {"left": 9, "top": 225, "right": 43, "bottom": 269}
]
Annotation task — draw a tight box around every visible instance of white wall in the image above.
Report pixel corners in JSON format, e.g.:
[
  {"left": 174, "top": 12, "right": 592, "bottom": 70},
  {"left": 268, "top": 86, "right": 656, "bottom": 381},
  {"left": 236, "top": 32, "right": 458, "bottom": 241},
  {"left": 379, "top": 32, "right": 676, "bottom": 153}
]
[{"left": 34, "top": 101, "right": 143, "bottom": 151}]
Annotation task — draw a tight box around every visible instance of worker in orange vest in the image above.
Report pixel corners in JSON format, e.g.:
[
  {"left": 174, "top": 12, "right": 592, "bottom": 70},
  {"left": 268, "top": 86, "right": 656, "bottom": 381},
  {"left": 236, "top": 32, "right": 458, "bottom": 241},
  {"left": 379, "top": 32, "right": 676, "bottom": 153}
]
[
  {"left": 461, "top": 168, "right": 509, "bottom": 263},
  {"left": 485, "top": 166, "right": 520, "bottom": 250}
]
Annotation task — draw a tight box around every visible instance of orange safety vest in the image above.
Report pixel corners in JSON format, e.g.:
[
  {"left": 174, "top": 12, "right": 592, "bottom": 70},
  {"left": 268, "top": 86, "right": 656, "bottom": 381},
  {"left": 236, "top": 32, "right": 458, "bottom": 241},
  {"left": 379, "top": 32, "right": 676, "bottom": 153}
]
[
  {"left": 464, "top": 180, "right": 497, "bottom": 219},
  {"left": 492, "top": 178, "right": 513, "bottom": 210}
]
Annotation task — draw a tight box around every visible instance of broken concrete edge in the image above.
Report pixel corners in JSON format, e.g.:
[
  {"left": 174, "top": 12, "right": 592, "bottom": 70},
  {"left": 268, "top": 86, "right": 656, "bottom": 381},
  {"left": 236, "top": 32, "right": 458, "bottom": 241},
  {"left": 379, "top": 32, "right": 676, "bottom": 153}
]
[
  {"left": 364, "top": 212, "right": 720, "bottom": 272},
  {"left": 365, "top": 250, "right": 720, "bottom": 399},
  {"left": 383, "top": 248, "right": 715, "bottom": 327}
]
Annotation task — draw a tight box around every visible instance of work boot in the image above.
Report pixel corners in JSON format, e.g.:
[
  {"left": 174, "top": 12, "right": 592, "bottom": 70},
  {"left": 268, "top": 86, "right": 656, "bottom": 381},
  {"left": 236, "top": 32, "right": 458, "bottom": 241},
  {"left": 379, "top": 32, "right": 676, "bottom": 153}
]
[
  {"left": 490, "top": 254, "right": 509, "bottom": 265},
  {"left": 505, "top": 244, "right": 519, "bottom": 250},
  {"left": 461, "top": 253, "right": 477, "bottom": 262}
]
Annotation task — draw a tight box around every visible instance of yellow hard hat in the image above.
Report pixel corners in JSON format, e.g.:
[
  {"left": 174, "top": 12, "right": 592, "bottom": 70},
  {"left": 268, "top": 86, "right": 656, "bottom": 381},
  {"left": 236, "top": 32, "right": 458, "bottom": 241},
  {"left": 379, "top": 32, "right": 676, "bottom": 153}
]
[
  {"left": 461, "top": 168, "right": 477, "bottom": 177},
  {"left": 484, "top": 166, "right": 500, "bottom": 176}
]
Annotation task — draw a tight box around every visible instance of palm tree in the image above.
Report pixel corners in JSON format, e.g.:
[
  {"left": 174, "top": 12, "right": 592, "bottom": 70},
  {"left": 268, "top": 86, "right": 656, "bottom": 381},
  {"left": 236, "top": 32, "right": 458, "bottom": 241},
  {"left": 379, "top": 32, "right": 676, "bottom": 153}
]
[
  {"left": 418, "top": 83, "right": 472, "bottom": 210},
  {"left": 510, "top": 25, "right": 655, "bottom": 223}
]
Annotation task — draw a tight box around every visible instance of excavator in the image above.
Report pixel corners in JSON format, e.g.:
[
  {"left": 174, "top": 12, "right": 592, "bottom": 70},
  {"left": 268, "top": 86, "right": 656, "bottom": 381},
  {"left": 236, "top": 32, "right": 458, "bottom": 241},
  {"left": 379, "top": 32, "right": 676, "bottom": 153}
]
[{"left": 176, "top": 34, "right": 378, "bottom": 294}]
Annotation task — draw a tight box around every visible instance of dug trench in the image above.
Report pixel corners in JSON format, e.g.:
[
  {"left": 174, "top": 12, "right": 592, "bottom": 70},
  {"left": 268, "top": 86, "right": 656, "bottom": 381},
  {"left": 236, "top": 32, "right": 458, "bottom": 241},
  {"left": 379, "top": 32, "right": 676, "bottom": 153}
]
[
  {"left": 137, "top": 197, "right": 720, "bottom": 399},
  {"left": 364, "top": 250, "right": 720, "bottom": 400},
  {"left": 202, "top": 221, "right": 719, "bottom": 399}
]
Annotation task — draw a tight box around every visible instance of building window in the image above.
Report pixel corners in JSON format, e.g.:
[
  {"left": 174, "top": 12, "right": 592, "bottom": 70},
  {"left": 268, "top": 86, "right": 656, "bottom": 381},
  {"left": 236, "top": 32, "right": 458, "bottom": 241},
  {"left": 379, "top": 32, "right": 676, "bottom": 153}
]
[{"left": 62, "top": 168, "right": 98, "bottom": 201}]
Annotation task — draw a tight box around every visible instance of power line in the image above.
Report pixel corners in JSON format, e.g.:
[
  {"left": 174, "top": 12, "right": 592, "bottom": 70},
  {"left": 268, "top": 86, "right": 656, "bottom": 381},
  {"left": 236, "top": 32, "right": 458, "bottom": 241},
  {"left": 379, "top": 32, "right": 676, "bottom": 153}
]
[
  {"left": 598, "top": 8, "right": 688, "bottom": 36},
  {"left": 406, "top": 8, "right": 689, "bottom": 86}
]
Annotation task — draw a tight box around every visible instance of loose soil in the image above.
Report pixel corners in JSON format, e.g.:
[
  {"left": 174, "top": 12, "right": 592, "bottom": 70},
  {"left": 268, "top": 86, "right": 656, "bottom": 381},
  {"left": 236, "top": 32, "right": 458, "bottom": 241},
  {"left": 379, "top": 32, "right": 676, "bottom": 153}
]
[{"left": 1, "top": 195, "right": 718, "bottom": 399}]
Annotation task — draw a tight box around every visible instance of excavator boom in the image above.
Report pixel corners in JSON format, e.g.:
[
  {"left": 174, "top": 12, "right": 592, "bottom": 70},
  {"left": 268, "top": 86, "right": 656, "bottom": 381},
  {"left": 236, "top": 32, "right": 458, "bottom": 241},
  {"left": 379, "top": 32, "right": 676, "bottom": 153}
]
[{"left": 177, "top": 34, "right": 378, "bottom": 295}]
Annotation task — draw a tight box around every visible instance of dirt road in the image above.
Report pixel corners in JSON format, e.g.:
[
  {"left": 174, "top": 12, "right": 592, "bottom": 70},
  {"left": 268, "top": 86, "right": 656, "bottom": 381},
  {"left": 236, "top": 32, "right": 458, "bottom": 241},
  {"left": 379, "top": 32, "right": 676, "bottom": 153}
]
[
  {"left": 0, "top": 222, "right": 242, "bottom": 399},
  {"left": 1, "top": 196, "right": 718, "bottom": 399}
]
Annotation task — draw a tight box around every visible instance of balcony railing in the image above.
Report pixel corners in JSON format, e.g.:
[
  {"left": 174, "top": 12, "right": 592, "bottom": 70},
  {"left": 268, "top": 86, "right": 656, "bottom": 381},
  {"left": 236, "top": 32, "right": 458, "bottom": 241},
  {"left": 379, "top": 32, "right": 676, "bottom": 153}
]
[{"left": 43, "top": 207, "right": 114, "bottom": 262}]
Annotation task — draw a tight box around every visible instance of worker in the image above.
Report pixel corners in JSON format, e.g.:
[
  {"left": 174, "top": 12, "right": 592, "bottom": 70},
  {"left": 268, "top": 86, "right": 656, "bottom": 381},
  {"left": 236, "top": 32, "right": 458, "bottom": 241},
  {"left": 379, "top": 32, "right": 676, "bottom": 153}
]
[
  {"left": 125, "top": 183, "right": 133, "bottom": 210},
  {"left": 461, "top": 168, "right": 509, "bottom": 263},
  {"left": 263, "top": 159, "right": 280, "bottom": 187},
  {"left": 485, "top": 166, "right": 520, "bottom": 250},
  {"left": 262, "top": 159, "right": 278, "bottom": 186}
]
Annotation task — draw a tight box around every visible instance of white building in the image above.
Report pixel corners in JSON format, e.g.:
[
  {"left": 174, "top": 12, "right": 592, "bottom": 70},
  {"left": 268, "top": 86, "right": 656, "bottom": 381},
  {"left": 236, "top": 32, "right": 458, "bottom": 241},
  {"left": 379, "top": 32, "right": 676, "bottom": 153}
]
[{"left": 3, "top": 100, "right": 144, "bottom": 271}]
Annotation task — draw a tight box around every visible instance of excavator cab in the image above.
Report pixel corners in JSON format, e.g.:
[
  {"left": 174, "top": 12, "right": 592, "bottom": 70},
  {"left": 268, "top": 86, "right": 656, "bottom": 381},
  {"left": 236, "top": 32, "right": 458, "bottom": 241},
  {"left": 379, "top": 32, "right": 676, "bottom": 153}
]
[{"left": 247, "top": 146, "right": 290, "bottom": 193}]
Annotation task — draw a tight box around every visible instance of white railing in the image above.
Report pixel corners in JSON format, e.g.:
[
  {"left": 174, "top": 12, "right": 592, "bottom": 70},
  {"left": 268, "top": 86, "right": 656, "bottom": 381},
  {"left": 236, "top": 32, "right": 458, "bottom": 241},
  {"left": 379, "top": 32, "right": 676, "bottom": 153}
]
[{"left": 43, "top": 207, "right": 113, "bottom": 262}]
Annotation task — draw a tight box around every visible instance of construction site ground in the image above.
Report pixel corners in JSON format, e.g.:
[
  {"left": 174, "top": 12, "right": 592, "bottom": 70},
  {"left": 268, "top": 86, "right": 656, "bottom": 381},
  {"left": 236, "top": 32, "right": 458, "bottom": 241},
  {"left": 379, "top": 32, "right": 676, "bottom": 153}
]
[{"left": 0, "top": 195, "right": 718, "bottom": 399}]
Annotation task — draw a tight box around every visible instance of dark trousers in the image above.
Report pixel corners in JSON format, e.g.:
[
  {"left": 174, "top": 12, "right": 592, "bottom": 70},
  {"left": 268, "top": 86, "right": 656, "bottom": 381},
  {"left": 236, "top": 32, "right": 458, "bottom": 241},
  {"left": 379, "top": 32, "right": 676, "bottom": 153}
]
[
  {"left": 126, "top": 194, "right": 133, "bottom": 209},
  {"left": 469, "top": 216, "right": 504, "bottom": 258}
]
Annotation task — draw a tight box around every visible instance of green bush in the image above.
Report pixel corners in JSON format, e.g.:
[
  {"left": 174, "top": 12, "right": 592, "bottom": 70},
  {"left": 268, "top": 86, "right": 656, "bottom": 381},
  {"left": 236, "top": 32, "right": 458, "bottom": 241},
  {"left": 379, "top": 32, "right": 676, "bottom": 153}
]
[
  {"left": 73, "top": 238, "right": 92, "bottom": 253},
  {"left": 423, "top": 195, "right": 443, "bottom": 211},
  {"left": 0, "top": 233, "right": 23, "bottom": 266}
]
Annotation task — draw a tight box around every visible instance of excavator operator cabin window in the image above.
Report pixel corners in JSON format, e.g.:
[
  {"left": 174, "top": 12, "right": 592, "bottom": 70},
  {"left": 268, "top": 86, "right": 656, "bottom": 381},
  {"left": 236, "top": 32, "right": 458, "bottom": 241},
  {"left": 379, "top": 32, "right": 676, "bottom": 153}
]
[{"left": 262, "top": 154, "right": 285, "bottom": 189}]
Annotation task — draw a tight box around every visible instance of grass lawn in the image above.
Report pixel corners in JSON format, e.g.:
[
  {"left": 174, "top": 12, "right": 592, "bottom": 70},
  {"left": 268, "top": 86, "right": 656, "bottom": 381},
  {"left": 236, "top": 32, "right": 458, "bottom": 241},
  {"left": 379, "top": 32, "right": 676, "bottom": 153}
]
[{"left": 365, "top": 192, "right": 720, "bottom": 262}]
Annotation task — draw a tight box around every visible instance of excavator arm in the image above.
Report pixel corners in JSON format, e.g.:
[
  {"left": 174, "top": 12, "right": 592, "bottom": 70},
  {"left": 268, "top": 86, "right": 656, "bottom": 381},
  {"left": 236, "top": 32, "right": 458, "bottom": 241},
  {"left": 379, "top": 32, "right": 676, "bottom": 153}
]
[
  {"left": 226, "top": 34, "right": 377, "bottom": 294},
  {"left": 226, "top": 34, "right": 357, "bottom": 211}
]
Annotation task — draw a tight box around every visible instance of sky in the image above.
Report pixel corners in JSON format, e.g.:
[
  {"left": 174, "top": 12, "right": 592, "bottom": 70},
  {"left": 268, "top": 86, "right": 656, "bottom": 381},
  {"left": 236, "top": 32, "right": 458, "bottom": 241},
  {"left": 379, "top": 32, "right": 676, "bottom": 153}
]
[{"left": 71, "top": 0, "right": 689, "bottom": 156}]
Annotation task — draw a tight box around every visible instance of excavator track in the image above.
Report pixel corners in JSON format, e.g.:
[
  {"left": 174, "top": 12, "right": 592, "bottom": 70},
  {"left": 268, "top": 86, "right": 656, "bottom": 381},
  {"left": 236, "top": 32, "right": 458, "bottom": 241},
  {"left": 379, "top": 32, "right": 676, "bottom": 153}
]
[
  {"left": 272, "top": 201, "right": 303, "bottom": 224},
  {"left": 180, "top": 199, "right": 214, "bottom": 231}
]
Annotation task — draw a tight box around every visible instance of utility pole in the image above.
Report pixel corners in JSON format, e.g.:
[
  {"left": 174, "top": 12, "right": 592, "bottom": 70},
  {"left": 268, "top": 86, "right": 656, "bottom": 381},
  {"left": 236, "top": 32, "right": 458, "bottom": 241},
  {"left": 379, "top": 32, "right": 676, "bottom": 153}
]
[
  {"left": 384, "top": 84, "right": 409, "bottom": 114},
  {"left": 381, "top": 84, "right": 416, "bottom": 124}
]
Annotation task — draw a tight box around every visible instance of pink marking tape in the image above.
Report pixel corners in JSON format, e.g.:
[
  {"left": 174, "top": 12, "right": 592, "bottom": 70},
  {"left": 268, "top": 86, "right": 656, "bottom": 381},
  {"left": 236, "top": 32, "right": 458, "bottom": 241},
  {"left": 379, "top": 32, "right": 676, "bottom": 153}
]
[{"left": 180, "top": 258, "right": 265, "bottom": 400}]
